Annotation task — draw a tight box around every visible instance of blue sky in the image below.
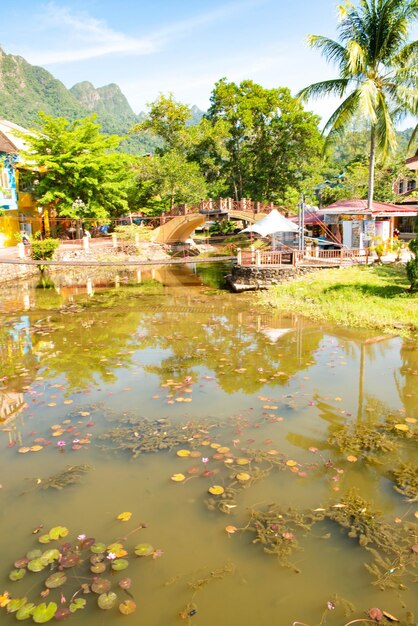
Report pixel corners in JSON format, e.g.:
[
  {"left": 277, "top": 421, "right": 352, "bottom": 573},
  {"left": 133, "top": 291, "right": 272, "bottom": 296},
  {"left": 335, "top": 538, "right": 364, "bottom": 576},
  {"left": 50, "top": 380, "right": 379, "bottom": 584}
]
[{"left": 2, "top": 0, "right": 417, "bottom": 126}]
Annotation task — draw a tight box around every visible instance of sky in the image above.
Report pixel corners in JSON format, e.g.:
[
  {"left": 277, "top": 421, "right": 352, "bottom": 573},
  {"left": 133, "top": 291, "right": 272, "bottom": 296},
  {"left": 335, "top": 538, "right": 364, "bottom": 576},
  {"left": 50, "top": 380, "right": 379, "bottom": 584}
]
[{"left": 1, "top": 0, "right": 417, "bottom": 126}]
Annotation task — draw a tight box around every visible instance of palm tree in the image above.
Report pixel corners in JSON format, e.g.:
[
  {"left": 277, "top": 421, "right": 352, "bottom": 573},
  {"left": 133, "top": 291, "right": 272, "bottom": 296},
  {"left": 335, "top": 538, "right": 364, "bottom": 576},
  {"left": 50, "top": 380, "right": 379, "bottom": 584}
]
[{"left": 299, "top": 0, "right": 418, "bottom": 210}]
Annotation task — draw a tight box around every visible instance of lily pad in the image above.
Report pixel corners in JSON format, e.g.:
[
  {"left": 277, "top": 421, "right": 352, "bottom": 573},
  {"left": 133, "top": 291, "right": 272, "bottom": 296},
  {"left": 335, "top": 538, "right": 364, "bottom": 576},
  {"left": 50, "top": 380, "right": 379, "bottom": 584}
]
[
  {"left": 97, "top": 592, "right": 118, "bottom": 610},
  {"left": 69, "top": 598, "right": 86, "bottom": 613},
  {"left": 60, "top": 553, "right": 80, "bottom": 568},
  {"left": 9, "top": 568, "right": 27, "bottom": 581},
  {"left": 54, "top": 608, "right": 71, "bottom": 621},
  {"left": 90, "top": 563, "right": 107, "bottom": 574},
  {"left": 118, "top": 578, "right": 132, "bottom": 590},
  {"left": 48, "top": 526, "right": 69, "bottom": 541},
  {"left": 116, "top": 512, "right": 132, "bottom": 521},
  {"left": 90, "top": 554, "right": 104, "bottom": 565},
  {"left": 79, "top": 537, "right": 95, "bottom": 549},
  {"left": 91, "top": 578, "right": 111, "bottom": 594},
  {"left": 170, "top": 473, "right": 186, "bottom": 482},
  {"left": 27, "top": 558, "right": 46, "bottom": 573},
  {"left": 111, "top": 558, "right": 129, "bottom": 571},
  {"left": 41, "top": 549, "right": 60, "bottom": 564},
  {"left": 26, "top": 549, "right": 42, "bottom": 560},
  {"left": 14, "top": 558, "right": 28, "bottom": 569},
  {"left": 45, "top": 572, "right": 67, "bottom": 589},
  {"left": 90, "top": 543, "right": 106, "bottom": 554},
  {"left": 7, "top": 598, "right": 28, "bottom": 613},
  {"left": 32, "top": 602, "right": 58, "bottom": 623},
  {"left": 119, "top": 600, "right": 137, "bottom": 615},
  {"left": 107, "top": 542, "right": 123, "bottom": 554},
  {"left": 208, "top": 485, "right": 224, "bottom": 495},
  {"left": 16, "top": 602, "right": 36, "bottom": 620},
  {"left": 38, "top": 535, "right": 51, "bottom": 545},
  {"left": 134, "top": 543, "right": 154, "bottom": 556}
]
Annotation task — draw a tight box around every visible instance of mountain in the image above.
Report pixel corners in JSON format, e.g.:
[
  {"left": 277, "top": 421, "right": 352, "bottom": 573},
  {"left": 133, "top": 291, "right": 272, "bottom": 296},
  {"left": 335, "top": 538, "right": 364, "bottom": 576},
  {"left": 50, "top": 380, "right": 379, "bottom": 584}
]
[
  {"left": 0, "top": 47, "right": 85, "bottom": 126},
  {"left": 0, "top": 46, "right": 205, "bottom": 155}
]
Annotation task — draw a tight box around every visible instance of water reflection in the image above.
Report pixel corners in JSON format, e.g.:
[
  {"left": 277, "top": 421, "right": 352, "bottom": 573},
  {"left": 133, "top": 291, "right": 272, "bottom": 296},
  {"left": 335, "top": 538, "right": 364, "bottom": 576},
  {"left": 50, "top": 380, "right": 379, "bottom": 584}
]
[{"left": 0, "top": 264, "right": 417, "bottom": 626}]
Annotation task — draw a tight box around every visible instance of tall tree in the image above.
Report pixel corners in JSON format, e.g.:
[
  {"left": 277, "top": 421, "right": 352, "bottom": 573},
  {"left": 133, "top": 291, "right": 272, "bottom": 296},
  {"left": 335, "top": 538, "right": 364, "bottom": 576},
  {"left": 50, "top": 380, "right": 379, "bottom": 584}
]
[
  {"left": 299, "top": 0, "right": 418, "bottom": 210},
  {"left": 205, "top": 79, "right": 323, "bottom": 204},
  {"left": 20, "top": 114, "right": 133, "bottom": 219}
]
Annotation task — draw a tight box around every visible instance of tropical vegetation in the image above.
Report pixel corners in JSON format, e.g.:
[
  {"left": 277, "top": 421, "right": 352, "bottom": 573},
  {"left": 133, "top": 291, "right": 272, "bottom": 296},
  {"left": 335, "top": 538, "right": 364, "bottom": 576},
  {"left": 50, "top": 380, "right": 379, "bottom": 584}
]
[{"left": 299, "top": 0, "right": 418, "bottom": 209}]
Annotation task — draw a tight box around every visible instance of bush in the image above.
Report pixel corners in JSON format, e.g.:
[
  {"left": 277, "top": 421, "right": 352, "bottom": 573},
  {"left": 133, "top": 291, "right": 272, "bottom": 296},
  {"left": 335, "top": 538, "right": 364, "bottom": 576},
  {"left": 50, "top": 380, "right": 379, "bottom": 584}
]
[
  {"left": 30, "top": 238, "right": 60, "bottom": 261},
  {"left": 406, "top": 237, "right": 418, "bottom": 291},
  {"left": 114, "top": 224, "right": 154, "bottom": 242}
]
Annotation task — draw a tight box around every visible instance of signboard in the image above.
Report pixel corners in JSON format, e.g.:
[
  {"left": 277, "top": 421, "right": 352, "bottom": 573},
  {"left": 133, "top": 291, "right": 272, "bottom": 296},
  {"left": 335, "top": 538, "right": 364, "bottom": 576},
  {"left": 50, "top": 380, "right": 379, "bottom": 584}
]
[
  {"left": 351, "top": 221, "right": 361, "bottom": 248},
  {"left": 364, "top": 220, "right": 376, "bottom": 240}
]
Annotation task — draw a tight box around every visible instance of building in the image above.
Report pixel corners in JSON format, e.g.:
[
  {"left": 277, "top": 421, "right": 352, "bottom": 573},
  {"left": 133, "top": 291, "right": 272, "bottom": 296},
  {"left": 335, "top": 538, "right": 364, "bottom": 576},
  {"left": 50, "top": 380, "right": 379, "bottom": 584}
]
[
  {"left": 320, "top": 199, "right": 417, "bottom": 248},
  {"left": 394, "top": 150, "right": 418, "bottom": 201},
  {"left": 0, "top": 119, "right": 38, "bottom": 246}
]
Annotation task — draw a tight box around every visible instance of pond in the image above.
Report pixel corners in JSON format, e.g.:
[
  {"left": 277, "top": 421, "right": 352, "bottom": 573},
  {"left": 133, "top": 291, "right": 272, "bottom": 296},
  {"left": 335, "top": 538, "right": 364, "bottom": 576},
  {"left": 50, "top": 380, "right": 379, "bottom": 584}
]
[{"left": 0, "top": 262, "right": 417, "bottom": 626}]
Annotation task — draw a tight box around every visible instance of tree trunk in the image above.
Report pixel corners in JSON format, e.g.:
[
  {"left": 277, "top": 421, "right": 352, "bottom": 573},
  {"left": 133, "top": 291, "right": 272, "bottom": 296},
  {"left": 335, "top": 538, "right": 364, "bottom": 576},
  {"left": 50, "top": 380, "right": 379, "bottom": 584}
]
[{"left": 367, "top": 125, "right": 376, "bottom": 212}]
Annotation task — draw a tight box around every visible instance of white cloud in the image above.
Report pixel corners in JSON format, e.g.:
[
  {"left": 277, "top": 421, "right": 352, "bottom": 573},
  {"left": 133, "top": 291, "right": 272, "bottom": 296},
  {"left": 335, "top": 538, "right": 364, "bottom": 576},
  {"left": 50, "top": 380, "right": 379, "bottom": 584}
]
[{"left": 22, "top": 0, "right": 267, "bottom": 65}]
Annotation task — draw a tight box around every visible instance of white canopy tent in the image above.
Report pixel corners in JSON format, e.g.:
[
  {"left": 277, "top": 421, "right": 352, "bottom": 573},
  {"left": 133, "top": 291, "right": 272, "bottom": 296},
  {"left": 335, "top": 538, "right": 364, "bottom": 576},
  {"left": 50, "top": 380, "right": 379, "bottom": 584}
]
[{"left": 241, "top": 209, "right": 299, "bottom": 236}]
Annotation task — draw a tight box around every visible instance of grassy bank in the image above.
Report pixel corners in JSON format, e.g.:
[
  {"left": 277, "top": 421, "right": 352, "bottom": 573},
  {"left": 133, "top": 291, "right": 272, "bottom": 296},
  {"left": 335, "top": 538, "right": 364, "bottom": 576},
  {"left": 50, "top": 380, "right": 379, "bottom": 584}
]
[{"left": 261, "top": 265, "right": 418, "bottom": 337}]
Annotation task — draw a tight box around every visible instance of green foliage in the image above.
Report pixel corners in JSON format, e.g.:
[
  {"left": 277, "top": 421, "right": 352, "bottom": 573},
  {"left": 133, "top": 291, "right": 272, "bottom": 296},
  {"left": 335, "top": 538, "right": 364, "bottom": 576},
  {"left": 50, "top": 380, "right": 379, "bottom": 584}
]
[
  {"left": 19, "top": 114, "right": 135, "bottom": 219},
  {"left": 204, "top": 80, "right": 323, "bottom": 204},
  {"left": 208, "top": 220, "right": 237, "bottom": 236},
  {"left": 406, "top": 237, "right": 418, "bottom": 290},
  {"left": 133, "top": 150, "right": 207, "bottom": 212},
  {"left": 30, "top": 238, "right": 60, "bottom": 261},
  {"left": 133, "top": 94, "right": 193, "bottom": 154}
]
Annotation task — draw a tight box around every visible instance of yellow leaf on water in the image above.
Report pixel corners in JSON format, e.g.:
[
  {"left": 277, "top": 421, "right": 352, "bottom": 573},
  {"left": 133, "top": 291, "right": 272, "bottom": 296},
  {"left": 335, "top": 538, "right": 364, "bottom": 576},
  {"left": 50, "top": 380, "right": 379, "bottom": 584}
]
[
  {"left": 405, "top": 417, "right": 416, "bottom": 423},
  {"left": 0, "top": 591, "right": 11, "bottom": 607},
  {"left": 176, "top": 449, "right": 191, "bottom": 457},
  {"left": 286, "top": 460, "right": 298, "bottom": 467},
  {"left": 346, "top": 455, "right": 358, "bottom": 463},
  {"left": 218, "top": 447, "right": 230, "bottom": 454},
  {"left": 225, "top": 525, "right": 237, "bottom": 534},
  {"left": 30, "top": 446, "right": 43, "bottom": 452},
  {"left": 116, "top": 512, "right": 132, "bottom": 522},
  {"left": 63, "top": 400, "right": 73, "bottom": 405},
  {"left": 18, "top": 447, "right": 31, "bottom": 454},
  {"left": 171, "top": 474, "right": 186, "bottom": 482},
  {"left": 236, "top": 458, "right": 250, "bottom": 465},
  {"left": 236, "top": 472, "right": 251, "bottom": 482},
  {"left": 414, "top": 511, "right": 418, "bottom": 519},
  {"left": 394, "top": 424, "right": 409, "bottom": 432},
  {"left": 208, "top": 485, "right": 224, "bottom": 495}
]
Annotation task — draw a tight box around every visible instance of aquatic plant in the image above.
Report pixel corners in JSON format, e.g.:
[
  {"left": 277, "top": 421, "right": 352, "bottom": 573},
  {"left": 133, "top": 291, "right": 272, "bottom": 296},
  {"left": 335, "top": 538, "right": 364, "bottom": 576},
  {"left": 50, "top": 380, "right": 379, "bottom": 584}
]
[
  {"left": 328, "top": 422, "right": 397, "bottom": 461},
  {"left": 25, "top": 465, "right": 92, "bottom": 492},
  {"left": 392, "top": 463, "right": 418, "bottom": 502},
  {"left": 1, "top": 523, "right": 160, "bottom": 622}
]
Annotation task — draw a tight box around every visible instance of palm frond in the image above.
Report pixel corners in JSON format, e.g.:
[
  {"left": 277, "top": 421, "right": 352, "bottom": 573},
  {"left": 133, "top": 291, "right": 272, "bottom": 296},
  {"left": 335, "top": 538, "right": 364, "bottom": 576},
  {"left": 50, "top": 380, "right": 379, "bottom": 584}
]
[
  {"left": 407, "top": 123, "right": 418, "bottom": 151},
  {"left": 306, "top": 35, "right": 348, "bottom": 70},
  {"left": 322, "top": 89, "right": 362, "bottom": 142},
  {"left": 359, "top": 79, "right": 378, "bottom": 123},
  {"left": 347, "top": 39, "right": 366, "bottom": 73},
  {"left": 297, "top": 79, "right": 350, "bottom": 102},
  {"left": 375, "top": 91, "right": 397, "bottom": 158}
]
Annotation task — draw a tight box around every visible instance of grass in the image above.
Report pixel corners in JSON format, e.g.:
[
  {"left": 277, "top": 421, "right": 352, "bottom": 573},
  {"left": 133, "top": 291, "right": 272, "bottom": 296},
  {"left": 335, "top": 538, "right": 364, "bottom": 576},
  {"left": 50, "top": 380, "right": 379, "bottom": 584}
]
[{"left": 261, "top": 264, "right": 418, "bottom": 337}]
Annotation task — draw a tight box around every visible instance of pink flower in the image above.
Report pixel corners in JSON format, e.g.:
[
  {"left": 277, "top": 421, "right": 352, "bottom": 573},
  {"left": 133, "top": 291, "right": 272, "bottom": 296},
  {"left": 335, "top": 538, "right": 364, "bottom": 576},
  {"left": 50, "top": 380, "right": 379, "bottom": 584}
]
[
  {"left": 57, "top": 440, "right": 66, "bottom": 447},
  {"left": 201, "top": 457, "right": 209, "bottom": 463},
  {"left": 77, "top": 534, "right": 86, "bottom": 541},
  {"left": 152, "top": 548, "right": 163, "bottom": 559},
  {"left": 106, "top": 552, "right": 116, "bottom": 561}
]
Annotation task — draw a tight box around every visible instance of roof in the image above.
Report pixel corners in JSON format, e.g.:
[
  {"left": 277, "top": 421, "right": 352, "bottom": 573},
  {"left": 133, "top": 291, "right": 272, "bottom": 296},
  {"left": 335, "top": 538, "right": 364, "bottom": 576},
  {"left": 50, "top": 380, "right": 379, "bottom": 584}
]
[
  {"left": 322, "top": 199, "right": 417, "bottom": 216},
  {"left": 0, "top": 119, "right": 34, "bottom": 153}
]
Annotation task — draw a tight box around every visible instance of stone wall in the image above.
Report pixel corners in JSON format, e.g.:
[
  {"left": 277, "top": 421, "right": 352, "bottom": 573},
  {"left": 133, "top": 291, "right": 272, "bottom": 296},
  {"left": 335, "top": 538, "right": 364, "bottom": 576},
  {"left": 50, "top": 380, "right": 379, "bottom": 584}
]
[
  {"left": 227, "top": 264, "right": 329, "bottom": 292},
  {"left": 0, "top": 262, "right": 39, "bottom": 285}
]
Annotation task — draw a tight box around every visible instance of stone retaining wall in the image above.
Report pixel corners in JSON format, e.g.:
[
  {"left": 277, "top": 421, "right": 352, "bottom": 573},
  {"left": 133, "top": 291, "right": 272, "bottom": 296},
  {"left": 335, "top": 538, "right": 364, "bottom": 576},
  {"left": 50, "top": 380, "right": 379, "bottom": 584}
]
[
  {"left": 227, "top": 264, "right": 331, "bottom": 292},
  {"left": 0, "top": 263, "right": 39, "bottom": 285}
]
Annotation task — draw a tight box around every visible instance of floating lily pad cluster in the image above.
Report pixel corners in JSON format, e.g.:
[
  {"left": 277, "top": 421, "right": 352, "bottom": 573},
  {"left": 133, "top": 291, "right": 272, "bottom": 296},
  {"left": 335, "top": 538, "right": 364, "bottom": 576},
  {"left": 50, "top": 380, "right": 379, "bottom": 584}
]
[{"left": 1, "top": 525, "right": 159, "bottom": 622}]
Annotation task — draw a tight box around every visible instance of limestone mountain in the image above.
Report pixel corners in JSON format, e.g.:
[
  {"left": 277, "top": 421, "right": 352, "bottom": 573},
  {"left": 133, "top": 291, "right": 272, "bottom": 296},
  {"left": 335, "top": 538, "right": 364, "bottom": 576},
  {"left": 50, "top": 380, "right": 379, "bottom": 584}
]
[{"left": 0, "top": 46, "right": 205, "bottom": 155}]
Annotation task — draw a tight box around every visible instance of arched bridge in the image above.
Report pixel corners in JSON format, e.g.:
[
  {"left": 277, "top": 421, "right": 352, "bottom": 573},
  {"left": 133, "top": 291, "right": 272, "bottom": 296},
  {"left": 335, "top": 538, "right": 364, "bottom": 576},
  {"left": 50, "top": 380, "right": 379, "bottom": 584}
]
[{"left": 151, "top": 213, "right": 206, "bottom": 244}]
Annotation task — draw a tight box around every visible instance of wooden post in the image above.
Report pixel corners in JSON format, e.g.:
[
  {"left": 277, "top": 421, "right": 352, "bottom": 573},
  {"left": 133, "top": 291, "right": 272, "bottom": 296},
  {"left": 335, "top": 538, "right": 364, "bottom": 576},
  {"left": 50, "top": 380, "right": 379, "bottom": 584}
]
[
  {"left": 82, "top": 236, "right": 90, "bottom": 252},
  {"left": 237, "top": 248, "right": 242, "bottom": 265},
  {"left": 112, "top": 233, "right": 117, "bottom": 248},
  {"left": 17, "top": 242, "right": 25, "bottom": 259},
  {"left": 255, "top": 250, "right": 261, "bottom": 267},
  {"left": 250, "top": 245, "right": 255, "bottom": 265}
]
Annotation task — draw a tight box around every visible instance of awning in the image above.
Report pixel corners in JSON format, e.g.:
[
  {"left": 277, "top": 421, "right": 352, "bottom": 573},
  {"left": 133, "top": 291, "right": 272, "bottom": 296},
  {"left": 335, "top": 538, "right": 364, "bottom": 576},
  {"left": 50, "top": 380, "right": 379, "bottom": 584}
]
[{"left": 240, "top": 209, "right": 299, "bottom": 236}]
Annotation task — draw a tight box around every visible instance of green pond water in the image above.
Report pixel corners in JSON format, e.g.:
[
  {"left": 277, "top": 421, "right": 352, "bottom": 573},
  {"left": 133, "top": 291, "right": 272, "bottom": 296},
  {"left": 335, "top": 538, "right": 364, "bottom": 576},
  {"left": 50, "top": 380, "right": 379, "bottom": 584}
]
[{"left": 0, "top": 262, "right": 417, "bottom": 626}]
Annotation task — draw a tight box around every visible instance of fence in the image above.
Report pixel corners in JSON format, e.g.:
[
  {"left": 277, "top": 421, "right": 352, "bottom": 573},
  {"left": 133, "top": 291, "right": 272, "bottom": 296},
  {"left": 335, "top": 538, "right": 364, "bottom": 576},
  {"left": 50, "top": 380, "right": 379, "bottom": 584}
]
[{"left": 237, "top": 247, "right": 370, "bottom": 267}]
